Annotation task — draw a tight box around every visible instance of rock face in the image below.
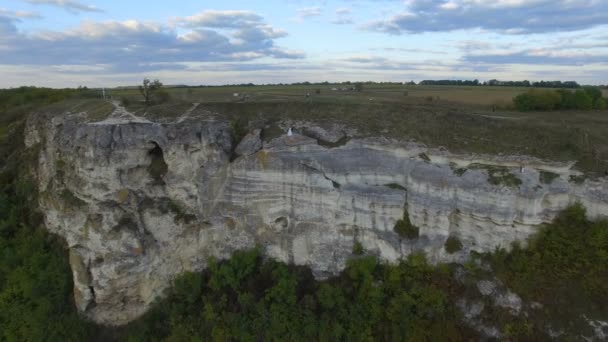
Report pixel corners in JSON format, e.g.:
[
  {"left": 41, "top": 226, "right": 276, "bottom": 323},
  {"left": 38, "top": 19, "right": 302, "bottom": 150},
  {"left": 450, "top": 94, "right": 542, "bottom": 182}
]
[{"left": 25, "top": 107, "right": 608, "bottom": 325}]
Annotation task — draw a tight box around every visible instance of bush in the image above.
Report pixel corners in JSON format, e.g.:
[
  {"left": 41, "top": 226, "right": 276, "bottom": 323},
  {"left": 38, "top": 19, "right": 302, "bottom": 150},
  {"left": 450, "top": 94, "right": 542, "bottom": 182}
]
[
  {"left": 513, "top": 89, "right": 561, "bottom": 111},
  {"left": 514, "top": 88, "right": 604, "bottom": 111},
  {"left": 353, "top": 240, "right": 364, "bottom": 255},
  {"left": 594, "top": 97, "right": 607, "bottom": 110},
  {"left": 120, "top": 96, "right": 131, "bottom": 107},
  {"left": 573, "top": 89, "right": 593, "bottom": 110},
  {"left": 394, "top": 213, "right": 419, "bottom": 239},
  {"left": 152, "top": 89, "right": 171, "bottom": 104},
  {"left": 444, "top": 236, "right": 463, "bottom": 254}
]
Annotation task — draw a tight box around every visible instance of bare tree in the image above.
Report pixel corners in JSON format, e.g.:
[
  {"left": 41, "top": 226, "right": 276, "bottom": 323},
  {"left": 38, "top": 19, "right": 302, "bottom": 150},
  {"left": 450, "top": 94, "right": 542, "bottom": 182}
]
[{"left": 138, "top": 78, "right": 163, "bottom": 105}]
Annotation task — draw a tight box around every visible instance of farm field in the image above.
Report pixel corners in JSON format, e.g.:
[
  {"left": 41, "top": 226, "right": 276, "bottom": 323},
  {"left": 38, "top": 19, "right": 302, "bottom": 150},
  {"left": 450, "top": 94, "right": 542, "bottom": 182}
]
[{"left": 113, "top": 83, "right": 529, "bottom": 108}]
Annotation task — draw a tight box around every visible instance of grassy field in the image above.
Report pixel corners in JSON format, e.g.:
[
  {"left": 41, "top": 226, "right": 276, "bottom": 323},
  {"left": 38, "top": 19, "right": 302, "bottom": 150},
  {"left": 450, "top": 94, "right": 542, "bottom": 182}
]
[
  {"left": 112, "top": 84, "right": 527, "bottom": 108},
  {"left": 63, "top": 84, "right": 608, "bottom": 176}
]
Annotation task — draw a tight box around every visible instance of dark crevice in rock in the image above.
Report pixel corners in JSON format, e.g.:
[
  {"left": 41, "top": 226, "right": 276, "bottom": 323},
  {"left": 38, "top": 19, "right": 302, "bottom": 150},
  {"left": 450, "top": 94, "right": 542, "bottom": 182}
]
[
  {"left": 300, "top": 163, "right": 341, "bottom": 189},
  {"left": 86, "top": 261, "right": 97, "bottom": 311},
  {"left": 147, "top": 141, "right": 168, "bottom": 185}
]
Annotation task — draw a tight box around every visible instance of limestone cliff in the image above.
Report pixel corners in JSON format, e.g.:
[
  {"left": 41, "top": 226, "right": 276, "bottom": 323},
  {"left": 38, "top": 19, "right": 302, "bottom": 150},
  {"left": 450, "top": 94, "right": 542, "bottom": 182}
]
[{"left": 25, "top": 104, "right": 608, "bottom": 325}]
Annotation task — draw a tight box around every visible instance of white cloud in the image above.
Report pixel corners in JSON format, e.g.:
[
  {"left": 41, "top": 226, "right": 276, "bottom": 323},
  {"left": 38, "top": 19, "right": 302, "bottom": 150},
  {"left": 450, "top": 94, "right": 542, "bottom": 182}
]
[
  {"left": 22, "top": 0, "right": 103, "bottom": 13},
  {"left": 296, "top": 7, "right": 322, "bottom": 18},
  {"left": 368, "top": 0, "right": 608, "bottom": 34},
  {"left": 0, "top": 10, "right": 303, "bottom": 73}
]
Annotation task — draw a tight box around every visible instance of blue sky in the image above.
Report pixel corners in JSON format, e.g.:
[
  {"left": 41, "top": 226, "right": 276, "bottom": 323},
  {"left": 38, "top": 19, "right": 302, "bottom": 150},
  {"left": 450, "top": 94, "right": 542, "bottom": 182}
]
[{"left": 1, "top": 0, "right": 607, "bottom": 87}]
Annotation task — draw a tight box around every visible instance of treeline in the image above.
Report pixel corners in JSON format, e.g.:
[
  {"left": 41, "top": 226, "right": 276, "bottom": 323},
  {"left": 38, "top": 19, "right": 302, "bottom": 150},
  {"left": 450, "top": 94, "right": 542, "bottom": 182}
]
[
  {"left": 513, "top": 88, "right": 606, "bottom": 111},
  {"left": 181, "top": 81, "right": 406, "bottom": 88},
  {"left": 419, "top": 79, "right": 584, "bottom": 88}
]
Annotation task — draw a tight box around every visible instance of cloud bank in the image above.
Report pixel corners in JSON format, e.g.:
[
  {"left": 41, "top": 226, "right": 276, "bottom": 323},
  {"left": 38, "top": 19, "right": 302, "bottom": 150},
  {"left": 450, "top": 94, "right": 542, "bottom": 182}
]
[
  {"left": 22, "top": 0, "right": 103, "bottom": 13},
  {"left": 0, "top": 10, "right": 303, "bottom": 73},
  {"left": 366, "top": 0, "right": 608, "bottom": 34}
]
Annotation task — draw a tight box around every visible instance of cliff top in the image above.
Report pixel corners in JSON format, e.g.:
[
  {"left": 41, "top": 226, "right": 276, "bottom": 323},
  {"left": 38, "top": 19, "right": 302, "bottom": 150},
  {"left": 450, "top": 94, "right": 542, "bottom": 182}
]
[{"left": 33, "top": 86, "right": 608, "bottom": 176}]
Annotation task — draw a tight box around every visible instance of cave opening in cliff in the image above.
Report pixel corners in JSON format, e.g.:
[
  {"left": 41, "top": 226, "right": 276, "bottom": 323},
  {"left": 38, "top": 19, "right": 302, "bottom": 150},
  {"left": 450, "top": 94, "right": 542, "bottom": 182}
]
[{"left": 147, "top": 141, "right": 168, "bottom": 185}]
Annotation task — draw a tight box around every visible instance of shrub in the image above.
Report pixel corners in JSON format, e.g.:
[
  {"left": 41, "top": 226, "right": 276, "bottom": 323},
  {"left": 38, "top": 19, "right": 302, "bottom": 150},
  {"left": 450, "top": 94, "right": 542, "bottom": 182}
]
[
  {"left": 513, "top": 89, "right": 561, "bottom": 111},
  {"left": 353, "top": 240, "right": 364, "bottom": 255},
  {"left": 573, "top": 90, "right": 593, "bottom": 110},
  {"left": 120, "top": 96, "right": 131, "bottom": 107},
  {"left": 594, "top": 97, "right": 607, "bottom": 110},
  {"left": 394, "top": 213, "right": 419, "bottom": 239},
  {"left": 152, "top": 89, "right": 171, "bottom": 104},
  {"left": 444, "top": 236, "right": 463, "bottom": 254}
]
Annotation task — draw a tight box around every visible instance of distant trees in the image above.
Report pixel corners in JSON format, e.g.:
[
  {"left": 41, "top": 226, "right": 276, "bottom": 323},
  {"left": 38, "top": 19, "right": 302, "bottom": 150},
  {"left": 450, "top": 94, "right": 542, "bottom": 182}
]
[
  {"left": 419, "top": 79, "right": 479, "bottom": 86},
  {"left": 513, "top": 87, "right": 606, "bottom": 111},
  {"left": 354, "top": 83, "right": 364, "bottom": 92},
  {"left": 418, "top": 79, "right": 582, "bottom": 88},
  {"left": 138, "top": 78, "right": 169, "bottom": 105}
]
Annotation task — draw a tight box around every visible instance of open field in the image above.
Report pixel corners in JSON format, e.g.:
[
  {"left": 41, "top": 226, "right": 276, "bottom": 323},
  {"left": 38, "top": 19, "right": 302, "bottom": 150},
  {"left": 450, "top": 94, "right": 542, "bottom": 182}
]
[{"left": 112, "top": 84, "right": 529, "bottom": 108}]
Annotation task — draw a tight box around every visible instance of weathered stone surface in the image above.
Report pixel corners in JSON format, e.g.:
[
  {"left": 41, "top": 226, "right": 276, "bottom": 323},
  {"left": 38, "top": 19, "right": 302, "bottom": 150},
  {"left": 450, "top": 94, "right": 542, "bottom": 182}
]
[
  {"left": 25, "top": 107, "right": 608, "bottom": 325},
  {"left": 234, "top": 128, "right": 262, "bottom": 156}
]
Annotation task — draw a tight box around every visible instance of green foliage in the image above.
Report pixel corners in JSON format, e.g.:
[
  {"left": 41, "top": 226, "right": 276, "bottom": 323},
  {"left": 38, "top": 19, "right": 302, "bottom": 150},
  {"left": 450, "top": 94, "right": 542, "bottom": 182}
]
[
  {"left": 383, "top": 183, "right": 406, "bottom": 191},
  {"left": 445, "top": 236, "right": 463, "bottom": 254},
  {"left": 147, "top": 143, "right": 168, "bottom": 184},
  {"left": 513, "top": 89, "right": 561, "bottom": 111},
  {"left": 394, "top": 211, "right": 419, "bottom": 240},
  {"left": 573, "top": 89, "right": 593, "bottom": 110},
  {"left": 230, "top": 118, "right": 249, "bottom": 144},
  {"left": 123, "top": 250, "right": 469, "bottom": 341},
  {"left": 0, "top": 105, "right": 94, "bottom": 340},
  {"left": 514, "top": 87, "right": 605, "bottom": 111},
  {"left": 486, "top": 204, "right": 608, "bottom": 338},
  {"left": 471, "top": 164, "right": 522, "bottom": 187},
  {"left": 139, "top": 78, "right": 168, "bottom": 105},
  {"left": 595, "top": 97, "right": 607, "bottom": 110},
  {"left": 352, "top": 240, "right": 364, "bottom": 255}
]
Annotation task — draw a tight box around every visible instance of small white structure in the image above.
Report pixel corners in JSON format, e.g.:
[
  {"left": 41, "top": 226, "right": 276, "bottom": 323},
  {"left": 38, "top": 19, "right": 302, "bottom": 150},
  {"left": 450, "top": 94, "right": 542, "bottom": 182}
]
[
  {"left": 287, "top": 128, "right": 293, "bottom": 136},
  {"left": 233, "top": 93, "right": 239, "bottom": 97}
]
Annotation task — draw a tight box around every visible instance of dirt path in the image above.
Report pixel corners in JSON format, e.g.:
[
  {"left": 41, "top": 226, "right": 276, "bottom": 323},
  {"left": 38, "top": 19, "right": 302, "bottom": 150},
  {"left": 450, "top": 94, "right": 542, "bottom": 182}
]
[
  {"left": 177, "top": 102, "right": 200, "bottom": 123},
  {"left": 90, "top": 100, "right": 152, "bottom": 125}
]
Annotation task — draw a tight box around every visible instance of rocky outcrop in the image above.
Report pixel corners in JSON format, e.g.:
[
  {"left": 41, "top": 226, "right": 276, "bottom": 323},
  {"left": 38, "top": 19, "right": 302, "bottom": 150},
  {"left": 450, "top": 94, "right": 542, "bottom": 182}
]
[{"left": 25, "top": 105, "right": 608, "bottom": 325}]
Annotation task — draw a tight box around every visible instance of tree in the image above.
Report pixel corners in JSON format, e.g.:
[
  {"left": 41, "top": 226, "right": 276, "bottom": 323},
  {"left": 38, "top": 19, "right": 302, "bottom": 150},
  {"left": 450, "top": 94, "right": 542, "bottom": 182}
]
[
  {"left": 354, "top": 83, "right": 363, "bottom": 92},
  {"left": 138, "top": 78, "right": 163, "bottom": 105}
]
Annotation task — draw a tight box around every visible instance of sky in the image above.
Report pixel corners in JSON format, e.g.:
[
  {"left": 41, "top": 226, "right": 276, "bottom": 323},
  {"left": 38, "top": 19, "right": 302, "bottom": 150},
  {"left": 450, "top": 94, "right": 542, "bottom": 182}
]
[{"left": 0, "top": 0, "right": 607, "bottom": 87}]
